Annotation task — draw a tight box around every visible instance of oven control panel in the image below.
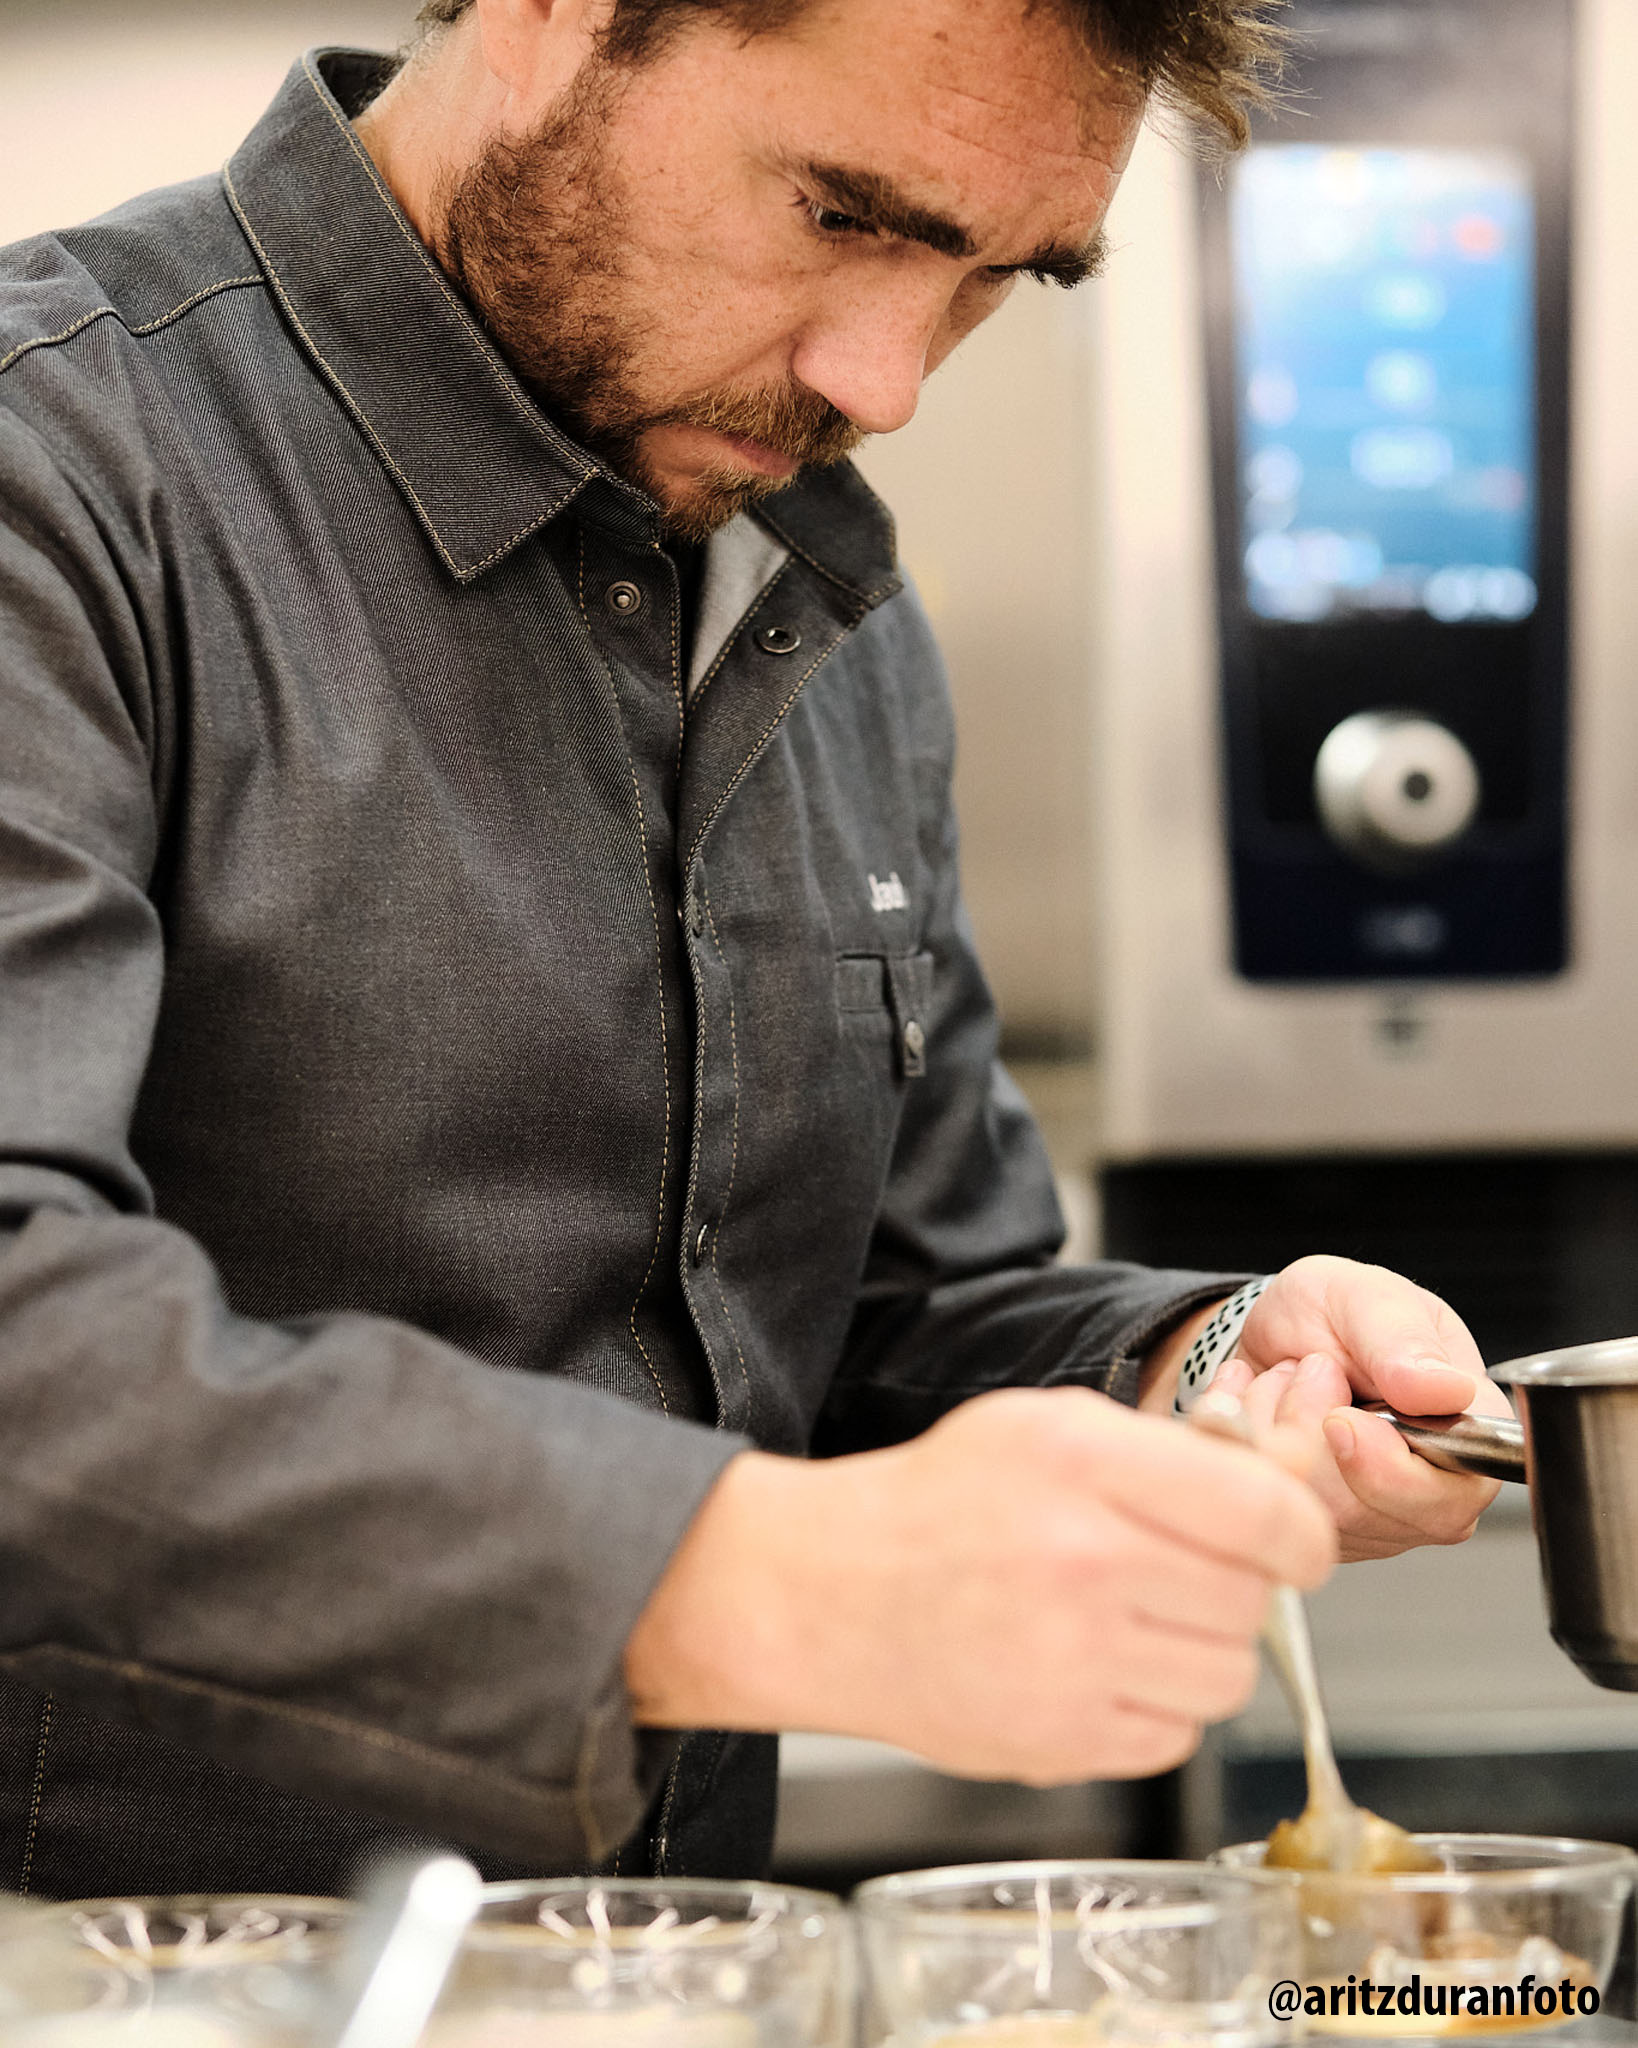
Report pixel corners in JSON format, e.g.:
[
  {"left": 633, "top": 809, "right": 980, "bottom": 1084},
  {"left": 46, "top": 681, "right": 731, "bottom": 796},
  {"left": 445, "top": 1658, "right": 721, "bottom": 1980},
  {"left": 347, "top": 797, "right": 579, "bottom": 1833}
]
[{"left": 1199, "top": 0, "right": 1574, "bottom": 979}]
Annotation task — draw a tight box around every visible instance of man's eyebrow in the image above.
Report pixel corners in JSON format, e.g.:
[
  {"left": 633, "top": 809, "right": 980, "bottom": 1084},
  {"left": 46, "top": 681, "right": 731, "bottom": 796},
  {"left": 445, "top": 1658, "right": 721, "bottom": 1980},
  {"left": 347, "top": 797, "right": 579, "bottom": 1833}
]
[
  {"left": 800, "top": 160, "right": 978, "bottom": 260},
  {"left": 1009, "top": 227, "right": 1110, "bottom": 288},
  {"left": 797, "top": 159, "right": 1109, "bottom": 287}
]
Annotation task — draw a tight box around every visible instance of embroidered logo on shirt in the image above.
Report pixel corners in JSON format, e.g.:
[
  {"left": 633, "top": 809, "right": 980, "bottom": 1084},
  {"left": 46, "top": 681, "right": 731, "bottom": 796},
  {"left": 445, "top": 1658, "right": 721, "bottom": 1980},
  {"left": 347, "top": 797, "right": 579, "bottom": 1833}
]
[{"left": 868, "top": 872, "right": 908, "bottom": 913}]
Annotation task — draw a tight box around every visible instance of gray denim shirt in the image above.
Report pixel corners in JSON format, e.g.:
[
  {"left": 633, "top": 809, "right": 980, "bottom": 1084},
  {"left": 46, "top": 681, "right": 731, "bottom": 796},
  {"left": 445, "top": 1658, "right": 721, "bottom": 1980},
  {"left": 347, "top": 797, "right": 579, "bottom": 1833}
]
[{"left": 0, "top": 49, "right": 1237, "bottom": 1889}]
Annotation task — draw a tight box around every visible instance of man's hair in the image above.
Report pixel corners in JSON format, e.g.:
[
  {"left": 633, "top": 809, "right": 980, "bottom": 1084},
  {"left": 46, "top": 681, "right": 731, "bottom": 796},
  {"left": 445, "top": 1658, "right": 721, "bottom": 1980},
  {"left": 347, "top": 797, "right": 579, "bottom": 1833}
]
[{"left": 410, "top": 0, "right": 1285, "bottom": 150}]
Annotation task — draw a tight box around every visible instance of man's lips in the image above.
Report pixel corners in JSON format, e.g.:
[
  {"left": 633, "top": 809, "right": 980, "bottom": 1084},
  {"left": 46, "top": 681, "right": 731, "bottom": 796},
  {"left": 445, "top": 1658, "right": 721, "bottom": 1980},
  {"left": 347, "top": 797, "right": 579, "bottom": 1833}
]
[{"left": 709, "top": 429, "right": 800, "bottom": 479}]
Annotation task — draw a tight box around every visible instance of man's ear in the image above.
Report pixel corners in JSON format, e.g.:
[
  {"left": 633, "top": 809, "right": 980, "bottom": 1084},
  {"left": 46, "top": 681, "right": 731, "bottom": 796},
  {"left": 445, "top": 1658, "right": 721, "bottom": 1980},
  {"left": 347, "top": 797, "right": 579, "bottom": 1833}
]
[{"left": 473, "top": 0, "right": 610, "bottom": 110}]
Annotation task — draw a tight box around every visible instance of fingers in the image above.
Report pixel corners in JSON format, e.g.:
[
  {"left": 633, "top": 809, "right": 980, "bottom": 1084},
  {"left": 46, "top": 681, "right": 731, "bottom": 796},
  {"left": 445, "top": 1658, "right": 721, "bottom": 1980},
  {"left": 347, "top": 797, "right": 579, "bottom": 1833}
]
[
  {"left": 1231, "top": 1350, "right": 1502, "bottom": 1558},
  {"left": 1013, "top": 1701, "right": 1204, "bottom": 1785},
  {"left": 927, "top": 1591, "right": 1261, "bottom": 1784},
  {"left": 1055, "top": 1396, "right": 1337, "bottom": 1590},
  {"left": 1110, "top": 1617, "right": 1261, "bottom": 1724},
  {"left": 1212, "top": 1355, "right": 1256, "bottom": 1402},
  {"left": 1242, "top": 1254, "right": 1488, "bottom": 1414},
  {"left": 1322, "top": 1405, "right": 1500, "bottom": 1555},
  {"left": 1124, "top": 1543, "right": 1274, "bottom": 1639},
  {"left": 1241, "top": 1352, "right": 1347, "bottom": 1438},
  {"left": 935, "top": 1599, "right": 1260, "bottom": 1785},
  {"left": 747, "top": 1388, "right": 1340, "bottom": 1789},
  {"left": 1363, "top": 1338, "right": 1490, "bottom": 1418}
]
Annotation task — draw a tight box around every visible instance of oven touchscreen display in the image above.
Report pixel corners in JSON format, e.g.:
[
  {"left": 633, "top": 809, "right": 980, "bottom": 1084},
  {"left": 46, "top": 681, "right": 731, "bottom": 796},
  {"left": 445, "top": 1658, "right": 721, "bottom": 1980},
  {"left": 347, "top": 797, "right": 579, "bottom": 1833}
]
[{"left": 1229, "top": 145, "right": 1536, "bottom": 626}]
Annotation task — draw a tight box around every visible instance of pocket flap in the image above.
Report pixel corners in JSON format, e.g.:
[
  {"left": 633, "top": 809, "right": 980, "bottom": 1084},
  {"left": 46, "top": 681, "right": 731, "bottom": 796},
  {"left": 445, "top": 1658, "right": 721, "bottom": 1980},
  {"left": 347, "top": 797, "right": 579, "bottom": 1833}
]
[{"left": 835, "top": 954, "right": 889, "bottom": 1014}]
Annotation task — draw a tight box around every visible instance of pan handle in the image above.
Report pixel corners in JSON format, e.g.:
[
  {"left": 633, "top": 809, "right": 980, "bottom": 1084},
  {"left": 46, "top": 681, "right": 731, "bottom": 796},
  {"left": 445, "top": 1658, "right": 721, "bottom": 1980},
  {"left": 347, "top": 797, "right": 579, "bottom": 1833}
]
[{"left": 1361, "top": 1402, "right": 1527, "bottom": 1483}]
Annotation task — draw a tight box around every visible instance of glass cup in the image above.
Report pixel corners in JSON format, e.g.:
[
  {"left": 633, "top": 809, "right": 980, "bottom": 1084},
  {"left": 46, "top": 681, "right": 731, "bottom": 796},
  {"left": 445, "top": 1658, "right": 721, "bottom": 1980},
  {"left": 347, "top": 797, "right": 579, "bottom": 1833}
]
[
  {"left": 854, "top": 1859, "right": 1304, "bottom": 2048},
  {"left": 0, "top": 1894, "right": 353, "bottom": 2047},
  {"left": 420, "top": 1876, "right": 851, "bottom": 2046},
  {"left": 1216, "top": 1834, "right": 1637, "bottom": 2035}
]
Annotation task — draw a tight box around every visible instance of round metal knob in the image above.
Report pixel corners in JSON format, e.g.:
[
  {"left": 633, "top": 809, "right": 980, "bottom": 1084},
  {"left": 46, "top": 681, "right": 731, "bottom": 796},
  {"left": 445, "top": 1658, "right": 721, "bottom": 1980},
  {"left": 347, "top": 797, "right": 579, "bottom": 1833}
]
[{"left": 1313, "top": 711, "right": 1481, "bottom": 874}]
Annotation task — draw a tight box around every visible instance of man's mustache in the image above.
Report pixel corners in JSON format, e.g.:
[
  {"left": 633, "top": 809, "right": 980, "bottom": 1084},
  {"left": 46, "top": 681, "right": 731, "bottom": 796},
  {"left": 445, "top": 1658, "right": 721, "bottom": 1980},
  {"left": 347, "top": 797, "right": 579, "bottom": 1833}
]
[{"left": 658, "top": 383, "right": 866, "bottom": 469}]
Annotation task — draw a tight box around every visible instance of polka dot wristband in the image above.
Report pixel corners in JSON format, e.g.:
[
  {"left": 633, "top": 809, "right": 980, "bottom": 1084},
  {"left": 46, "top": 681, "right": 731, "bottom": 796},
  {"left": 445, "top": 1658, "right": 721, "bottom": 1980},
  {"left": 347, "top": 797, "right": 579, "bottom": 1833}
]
[{"left": 1172, "top": 1277, "right": 1270, "bottom": 1416}]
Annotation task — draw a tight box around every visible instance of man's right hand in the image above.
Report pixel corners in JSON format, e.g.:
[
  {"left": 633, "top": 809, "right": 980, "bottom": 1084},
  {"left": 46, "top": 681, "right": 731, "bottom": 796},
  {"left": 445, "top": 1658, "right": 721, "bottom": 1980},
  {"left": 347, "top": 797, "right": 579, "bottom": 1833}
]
[{"left": 623, "top": 1386, "right": 1336, "bottom": 1783}]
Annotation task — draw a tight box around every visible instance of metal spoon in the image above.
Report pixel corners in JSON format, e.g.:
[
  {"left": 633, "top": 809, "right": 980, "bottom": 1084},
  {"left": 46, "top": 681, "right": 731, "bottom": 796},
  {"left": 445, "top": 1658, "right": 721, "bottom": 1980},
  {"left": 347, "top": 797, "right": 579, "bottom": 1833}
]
[
  {"left": 1188, "top": 1391, "right": 1435, "bottom": 1874},
  {"left": 1259, "top": 1582, "right": 1434, "bottom": 1873}
]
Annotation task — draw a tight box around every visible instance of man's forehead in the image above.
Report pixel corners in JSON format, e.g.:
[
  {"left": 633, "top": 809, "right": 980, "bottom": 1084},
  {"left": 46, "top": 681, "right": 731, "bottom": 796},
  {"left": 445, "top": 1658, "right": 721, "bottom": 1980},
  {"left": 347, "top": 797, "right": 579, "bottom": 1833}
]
[
  {"left": 779, "top": 0, "right": 1140, "bottom": 131},
  {"left": 767, "top": 0, "right": 1143, "bottom": 247}
]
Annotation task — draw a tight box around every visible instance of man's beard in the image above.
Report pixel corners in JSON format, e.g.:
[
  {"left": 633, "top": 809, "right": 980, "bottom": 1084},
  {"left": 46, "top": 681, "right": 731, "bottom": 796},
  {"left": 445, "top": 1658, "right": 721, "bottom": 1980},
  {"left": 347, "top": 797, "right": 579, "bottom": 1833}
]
[{"left": 435, "top": 65, "right": 866, "bottom": 540}]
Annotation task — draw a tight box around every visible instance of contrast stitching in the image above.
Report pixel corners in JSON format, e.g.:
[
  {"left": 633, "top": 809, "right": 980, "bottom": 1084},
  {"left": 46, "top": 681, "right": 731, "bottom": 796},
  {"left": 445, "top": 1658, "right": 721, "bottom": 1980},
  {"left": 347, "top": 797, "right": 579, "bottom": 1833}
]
[
  {"left": 222, "top": 162, "right": 571, "bottom": 580},
  {"left": 299, "top": 57, "right": 598, "bottom": 483},
  {"left": 578, "top": 529, "right": 671, "bottom": 1414},
  {"left": 222, "top": 163, "right": 464, "bottom": 578},
  {"left": 653, "top": 1750, "right": 683, "bottom": 1875},
  {"left": 684, "top": 621, "right": 857, "bottom": 868},
  {"left": 132, "top": 277, "right": 263, "bottom": 335},
  {"left": 17, "top": 1695, "right": 53, "bottom": 1898},
  {"left": 0, "top": 276, "right": 263, "bottom": 380},
  {"left": 754, "top": 509, "right": 899, "bottom": 608},
  {"left": 656, "top": 540, "right": 683, "bottom": 773},
  {"left": 702, "top": 888, "right": 751, "bottom": 1411},
  {"left": 0, "top": 309, "right": 114, "bottom": 379}
]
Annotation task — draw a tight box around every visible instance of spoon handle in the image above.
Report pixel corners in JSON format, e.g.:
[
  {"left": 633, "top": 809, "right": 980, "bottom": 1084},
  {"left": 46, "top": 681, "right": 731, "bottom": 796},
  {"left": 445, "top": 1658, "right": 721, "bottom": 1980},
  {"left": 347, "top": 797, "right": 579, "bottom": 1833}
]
[
  {"left": 1363, "top": 1403, "right": 1526, "bottom": 1483},
  {"left": 1261, "top": 1582, "right": 1351, "bottom": 1814},
  {"left": 1183, "top": 1395, "right": 1353, "bottom": 1813}
]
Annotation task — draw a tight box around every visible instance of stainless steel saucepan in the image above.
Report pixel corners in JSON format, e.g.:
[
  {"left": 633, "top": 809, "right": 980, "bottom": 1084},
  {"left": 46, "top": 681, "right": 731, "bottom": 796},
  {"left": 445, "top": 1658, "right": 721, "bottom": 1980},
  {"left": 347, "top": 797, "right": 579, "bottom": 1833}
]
[{"left": 1378, "top": 1336, "right": 1638, "bottom": 1691}]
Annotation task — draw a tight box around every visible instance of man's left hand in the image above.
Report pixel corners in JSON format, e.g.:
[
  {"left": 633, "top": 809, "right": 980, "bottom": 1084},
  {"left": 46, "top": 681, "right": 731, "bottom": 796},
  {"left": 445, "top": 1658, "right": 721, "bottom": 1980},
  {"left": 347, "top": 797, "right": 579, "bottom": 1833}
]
[{"left": 1157, "top": 1256, "right": 1507, "bottom": 1561}]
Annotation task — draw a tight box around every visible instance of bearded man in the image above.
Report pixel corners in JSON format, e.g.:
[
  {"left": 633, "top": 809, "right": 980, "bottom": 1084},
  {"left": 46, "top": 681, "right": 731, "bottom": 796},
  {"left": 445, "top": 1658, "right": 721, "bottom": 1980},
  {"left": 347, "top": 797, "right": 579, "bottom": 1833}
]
[{"left": 0, "top": 0, "right": 1508, "bottom": 1898}]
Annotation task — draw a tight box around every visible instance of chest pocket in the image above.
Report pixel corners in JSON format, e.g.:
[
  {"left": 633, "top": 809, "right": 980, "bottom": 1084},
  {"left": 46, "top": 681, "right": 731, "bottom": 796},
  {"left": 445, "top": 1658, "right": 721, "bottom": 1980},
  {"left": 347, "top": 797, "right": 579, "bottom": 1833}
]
[{"left": 836, "top": 949, "right": 934, "bottom": 1080}]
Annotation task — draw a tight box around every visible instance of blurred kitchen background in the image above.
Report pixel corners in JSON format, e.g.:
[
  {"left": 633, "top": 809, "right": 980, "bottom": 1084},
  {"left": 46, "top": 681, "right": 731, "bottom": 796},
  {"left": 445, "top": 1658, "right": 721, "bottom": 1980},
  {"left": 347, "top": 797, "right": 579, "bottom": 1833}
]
[{"left": 9, "top": 0, "right": 1638, "bottom": 1892}]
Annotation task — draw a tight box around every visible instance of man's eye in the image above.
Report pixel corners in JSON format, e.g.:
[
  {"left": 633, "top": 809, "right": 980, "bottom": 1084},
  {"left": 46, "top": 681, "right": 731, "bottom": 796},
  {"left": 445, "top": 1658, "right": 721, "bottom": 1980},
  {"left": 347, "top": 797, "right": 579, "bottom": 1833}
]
[{"left": 806, "top": 201, "right": 872, "bottom": 238}]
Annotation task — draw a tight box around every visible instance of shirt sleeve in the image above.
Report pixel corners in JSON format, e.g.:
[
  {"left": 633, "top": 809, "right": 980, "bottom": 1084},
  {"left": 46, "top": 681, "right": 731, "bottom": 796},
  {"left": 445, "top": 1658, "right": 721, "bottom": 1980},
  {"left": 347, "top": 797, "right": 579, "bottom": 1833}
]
[
  {"left": 815, "top": 588, "right": 1246, "bottom": 1456},
  {"left": 0, "top": 404, "right": 743, "bottom": 1865}
]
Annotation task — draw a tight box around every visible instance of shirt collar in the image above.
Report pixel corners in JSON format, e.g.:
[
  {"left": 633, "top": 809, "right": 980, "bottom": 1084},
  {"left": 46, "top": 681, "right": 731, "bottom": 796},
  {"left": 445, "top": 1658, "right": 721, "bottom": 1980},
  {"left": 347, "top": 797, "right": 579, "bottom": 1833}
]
[{"left": 224, "top": 50, "right": 898, "bottom": 605}]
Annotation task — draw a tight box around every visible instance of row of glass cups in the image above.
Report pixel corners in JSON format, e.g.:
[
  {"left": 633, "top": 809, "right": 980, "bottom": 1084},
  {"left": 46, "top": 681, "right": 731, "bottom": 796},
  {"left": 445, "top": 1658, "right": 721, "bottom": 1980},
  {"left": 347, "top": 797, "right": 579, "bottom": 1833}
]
[{"left": 0, "top": 1836, "right": 1629, "bottom": 2045}]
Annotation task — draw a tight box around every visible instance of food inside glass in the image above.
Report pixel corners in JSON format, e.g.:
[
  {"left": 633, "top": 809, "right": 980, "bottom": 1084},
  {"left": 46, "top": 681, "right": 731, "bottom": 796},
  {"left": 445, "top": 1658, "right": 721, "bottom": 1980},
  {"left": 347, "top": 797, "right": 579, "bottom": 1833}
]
[{"left": 1216, "top": 1834, "right": 1635, "bottom": 2035}]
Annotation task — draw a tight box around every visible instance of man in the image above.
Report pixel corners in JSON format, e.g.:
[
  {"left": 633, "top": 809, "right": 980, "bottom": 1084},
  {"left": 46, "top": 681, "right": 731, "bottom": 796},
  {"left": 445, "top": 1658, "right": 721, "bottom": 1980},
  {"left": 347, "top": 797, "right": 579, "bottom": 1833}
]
[{"left": 0, "top": 0, "right": 1506, "bottom": 1898}]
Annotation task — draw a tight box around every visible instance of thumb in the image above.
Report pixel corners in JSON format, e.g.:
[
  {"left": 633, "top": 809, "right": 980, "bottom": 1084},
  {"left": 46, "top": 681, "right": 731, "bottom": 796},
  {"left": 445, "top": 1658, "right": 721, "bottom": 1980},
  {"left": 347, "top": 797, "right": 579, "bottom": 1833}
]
[
  {"left": 1366, "top": 1349, "right": 1483, "bottom": 1416},
  {"left": 1325, "top": 1279, "right": 1484, "bottom": 1413}
]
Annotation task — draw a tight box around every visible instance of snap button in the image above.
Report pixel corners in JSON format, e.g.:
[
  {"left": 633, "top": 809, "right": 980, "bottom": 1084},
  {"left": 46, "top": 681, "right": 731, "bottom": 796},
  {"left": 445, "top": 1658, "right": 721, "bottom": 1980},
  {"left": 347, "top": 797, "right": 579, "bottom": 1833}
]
[
  {"left": 692, "top": 1220, "right": 711, "bottom": 1265},
  {"left": 755, "top": 624, "right": 801, "bottom": 656},
  {"left": 606, "top": 581, "right": 644, "bottom": 616},
  {"left": 902, "top": 1018, "right": 927, "bottom": 1077}
]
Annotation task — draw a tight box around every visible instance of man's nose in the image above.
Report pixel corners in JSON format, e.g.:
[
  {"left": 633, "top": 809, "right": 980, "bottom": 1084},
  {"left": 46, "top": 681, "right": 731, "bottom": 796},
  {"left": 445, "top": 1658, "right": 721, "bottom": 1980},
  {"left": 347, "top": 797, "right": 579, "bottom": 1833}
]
[{"left": 789, "top": 289, "right": 942, "bottom": 437}]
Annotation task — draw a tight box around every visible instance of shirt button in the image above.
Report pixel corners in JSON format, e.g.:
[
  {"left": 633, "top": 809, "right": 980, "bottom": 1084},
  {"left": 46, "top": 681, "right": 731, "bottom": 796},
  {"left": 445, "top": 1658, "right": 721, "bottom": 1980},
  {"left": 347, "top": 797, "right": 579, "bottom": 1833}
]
[
  {"left": 755, "top": 624, "right": 801, "bottom": 656},
  {"left": 606, "top": 580, "right": 644, "bottom": 616},
  {"left": 692, "top": 1220, "right": 711, "bottom": 1264},
  {"left": 903, "top": 1019, "right": 926, "bottom": 1061}
]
